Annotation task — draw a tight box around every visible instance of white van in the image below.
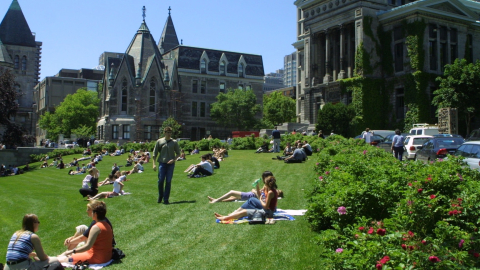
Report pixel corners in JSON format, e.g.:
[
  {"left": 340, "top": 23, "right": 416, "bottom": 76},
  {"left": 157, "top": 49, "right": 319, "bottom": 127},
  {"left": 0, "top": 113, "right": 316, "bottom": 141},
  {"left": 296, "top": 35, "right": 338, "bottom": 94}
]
[{"left": 409, "top": 123, "right": 439, "bottom": 136}]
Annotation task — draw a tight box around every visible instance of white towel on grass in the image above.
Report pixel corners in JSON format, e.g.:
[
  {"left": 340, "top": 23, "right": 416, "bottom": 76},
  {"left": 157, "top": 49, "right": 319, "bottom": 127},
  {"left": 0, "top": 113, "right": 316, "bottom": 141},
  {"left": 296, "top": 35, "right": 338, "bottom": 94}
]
[
  {"left": 275, "top": 209, "right": 307, "bottom": 216},
  {"left": 62, "top": 259, "right": 113, "bottom": 269}
]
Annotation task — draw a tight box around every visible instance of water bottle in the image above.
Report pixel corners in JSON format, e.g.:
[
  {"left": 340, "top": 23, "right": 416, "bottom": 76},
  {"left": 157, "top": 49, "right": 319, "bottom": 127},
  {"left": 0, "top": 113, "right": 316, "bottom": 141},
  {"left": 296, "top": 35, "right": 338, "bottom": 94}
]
[{"left": 252, "top": 178, "right": 261, "bottom": 187}]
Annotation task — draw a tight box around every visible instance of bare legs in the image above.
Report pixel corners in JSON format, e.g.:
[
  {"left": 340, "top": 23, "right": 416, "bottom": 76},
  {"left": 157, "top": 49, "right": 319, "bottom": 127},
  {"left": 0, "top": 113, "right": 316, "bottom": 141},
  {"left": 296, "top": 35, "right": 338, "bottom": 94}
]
[
  {"left": 215, "top": 208, "right": 248, "bottom": 221},
  {"left": 208, "top": 190, "right": 242, "bottom": 203}
]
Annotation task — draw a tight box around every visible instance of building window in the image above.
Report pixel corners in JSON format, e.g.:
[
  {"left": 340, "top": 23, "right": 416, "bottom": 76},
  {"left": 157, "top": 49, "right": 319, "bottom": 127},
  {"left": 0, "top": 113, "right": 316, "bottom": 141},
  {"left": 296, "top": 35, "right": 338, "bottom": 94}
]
[
  {"left": 467, "top": 34, "right": 473, "bottom": 63},
  {"left": 219, "top": 82, "right": 225, "bottom": 93},
  {"left": 429, "top": 24, "right": 437, "bottom": 71},
  {"left": 192, "top": 101, "right": 197, "bottom": 117},
  {"left": 144, "top": 125, "right": 159, "bottom": 141},
  {"left": 246, "top": 85, "right": 251, "bottom": 91},
  {"left": 450, "top": 28, "right": 457, "bottom": 63},
  {"left": 192, "top": 80, "right": 198, "bottom": 93},
  {"left": 201, "top": 59, "right": 206, "bottom": 74},
  {"left": 238, "top": 63, "right": 244, "bottom": 77},
  {"left": 395, "top": 88, "right": 405, "bottom": 120},
  {"left": 14, "top": 55, "right": 19, "bottom": 69},
  {"left": 112, "top": 125, "right": 119, "bottom": 140},
  {"left": 220, "top": 61, "right": 226, "bottom": 75},
  {"left": 238, "top": 84, "right": 243, "bottom": 90},
  {"left": 123, "top": 125, "right": 130, "bottom": 139},
  {"left": 201, "top": 81, "right": 206, "bottom": 94},
  {"left": 121, "top": 79, "right": 128, "bottom": 112},
  {"left": 21, "top": 56, "right": 27, "bottom": 72},
  {"left": 395, "top": 43, "right": 404, "bottom": 72},
  {"left": 149, "top": 79, "right": 156, "bottom": 112},
  {"left": 200, "top": 102, "right": 206, "bottom": 117},
  {"left": 144, "top": 125, "right": 152, "bottom": 140}
]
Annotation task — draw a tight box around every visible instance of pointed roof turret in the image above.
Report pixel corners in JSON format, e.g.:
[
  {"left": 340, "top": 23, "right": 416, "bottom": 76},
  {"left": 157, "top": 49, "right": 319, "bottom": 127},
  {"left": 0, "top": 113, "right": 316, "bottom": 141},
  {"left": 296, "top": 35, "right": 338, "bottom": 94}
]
[
  {"left": 158, "top": 6, "right": 179, "bottom": 54},
  {"left": 0, "top": 38, "right": 14, "bottom": 67},
  {"left": 0, "top": 0, "right": 36, "bottom": 47}
]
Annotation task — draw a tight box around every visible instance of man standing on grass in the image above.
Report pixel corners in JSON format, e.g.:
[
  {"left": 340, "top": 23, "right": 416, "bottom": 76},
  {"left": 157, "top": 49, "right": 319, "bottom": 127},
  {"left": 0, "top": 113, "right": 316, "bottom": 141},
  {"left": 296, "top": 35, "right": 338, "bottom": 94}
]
[
  {"left": 153, "top": 127, "right": 181, "bottom": 204},
  {"left": 272, "top": 127, "right": 281, "bottom": 153}
]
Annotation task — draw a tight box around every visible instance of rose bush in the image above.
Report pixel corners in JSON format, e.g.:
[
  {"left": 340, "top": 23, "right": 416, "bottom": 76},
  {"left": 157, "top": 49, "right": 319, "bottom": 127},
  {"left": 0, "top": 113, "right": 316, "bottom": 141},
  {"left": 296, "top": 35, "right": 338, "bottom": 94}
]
[{"left": 306, "top": 136, "right": 480, "bottom": 269}]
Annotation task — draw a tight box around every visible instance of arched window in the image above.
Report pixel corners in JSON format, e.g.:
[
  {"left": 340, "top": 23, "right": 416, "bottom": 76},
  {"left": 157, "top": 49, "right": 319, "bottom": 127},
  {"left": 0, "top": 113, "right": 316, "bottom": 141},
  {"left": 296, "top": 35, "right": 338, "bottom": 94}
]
[
  {"left": 220, "top": 61, "right": 226, "bottom": 75},
  {"left": 149, "top": 79, "right": 156, "bottom": 112},
  {"left": 14, "top": 55, "right": 19, "bottom": 69},
  {"left": 238, "top": 63, "right": 244, "bottom": 77},
  {"left": 21, "top": 56, "right": 27, "bottom": 71},
  {"left": 200, "top": 59, "right": 206, "bottom": 73},
  {"left": 121, "top": 79, "right": 128, "bottom": 112}
]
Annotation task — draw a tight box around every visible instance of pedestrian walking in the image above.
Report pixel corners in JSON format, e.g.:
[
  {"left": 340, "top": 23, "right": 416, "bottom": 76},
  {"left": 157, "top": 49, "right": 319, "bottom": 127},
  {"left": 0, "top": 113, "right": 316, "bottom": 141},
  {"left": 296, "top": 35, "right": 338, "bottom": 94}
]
[
  {"left": 391, "top": 129, "right": 405, "bottom": 161},
  {"left": 272, "top": 127, "right": 281, "bottom": 153}
]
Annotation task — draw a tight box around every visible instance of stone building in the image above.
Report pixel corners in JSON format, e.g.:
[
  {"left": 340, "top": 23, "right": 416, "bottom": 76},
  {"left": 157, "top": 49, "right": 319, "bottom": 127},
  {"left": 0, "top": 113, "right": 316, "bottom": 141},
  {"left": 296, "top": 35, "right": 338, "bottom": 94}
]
[
  {"left": 293, "top": 0, "right": 480, "bottom": 131},
  {"left": 33, "top": 68, "right": 103, "bottom": 144},
  {"left": 97, "top": 9, "right": 264, "bottom": 142},
  {"left": 0, "top": 0, "right": 42, "bottom": 136}
]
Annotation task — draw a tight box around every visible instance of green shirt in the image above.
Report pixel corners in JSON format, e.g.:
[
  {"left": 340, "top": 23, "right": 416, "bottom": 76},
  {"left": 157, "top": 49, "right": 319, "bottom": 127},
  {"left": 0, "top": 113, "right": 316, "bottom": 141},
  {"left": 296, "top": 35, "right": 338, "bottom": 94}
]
[{"left": 152, "top": 138, "right": 181, "bottom": 164}]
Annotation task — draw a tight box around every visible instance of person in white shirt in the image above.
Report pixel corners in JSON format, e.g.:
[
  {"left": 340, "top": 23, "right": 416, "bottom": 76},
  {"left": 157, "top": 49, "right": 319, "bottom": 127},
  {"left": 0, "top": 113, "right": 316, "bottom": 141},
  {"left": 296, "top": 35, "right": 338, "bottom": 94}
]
[
  {"left": 362, "top": 128, "right": 374, "bottom": 144},
  {"left": 189, "top": 154, "right": 213, "bottom": 178}
]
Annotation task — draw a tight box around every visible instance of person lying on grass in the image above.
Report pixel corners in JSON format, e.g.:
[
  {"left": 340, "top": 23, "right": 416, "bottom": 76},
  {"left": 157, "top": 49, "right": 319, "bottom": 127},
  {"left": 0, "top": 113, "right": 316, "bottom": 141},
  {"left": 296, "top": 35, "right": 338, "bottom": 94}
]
[
  {"left": 63, "top": 200, "right": 116, "bottom": 251},
  {"left": 215, "top": 176, "right": 278, "bottom": 221},
  {"left": 208, "top": 171, "right": 281, "bottom": 203},
  {"left": 87, "top": 176, "right": 124, "bottom": 200},
  {"left": 58, "top": 201, "right": 113, "bottom": 265}
]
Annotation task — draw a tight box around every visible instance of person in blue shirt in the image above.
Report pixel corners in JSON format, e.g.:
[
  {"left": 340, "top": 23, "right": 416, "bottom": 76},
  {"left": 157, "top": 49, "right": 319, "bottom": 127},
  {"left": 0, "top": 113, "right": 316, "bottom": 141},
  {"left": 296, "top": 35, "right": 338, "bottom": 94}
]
[
  {"left": 391, "top": 129, "right": 405, "bottom": 161},
  {"left": 271, "top": 127, "right": 281, "bottom": 153}
]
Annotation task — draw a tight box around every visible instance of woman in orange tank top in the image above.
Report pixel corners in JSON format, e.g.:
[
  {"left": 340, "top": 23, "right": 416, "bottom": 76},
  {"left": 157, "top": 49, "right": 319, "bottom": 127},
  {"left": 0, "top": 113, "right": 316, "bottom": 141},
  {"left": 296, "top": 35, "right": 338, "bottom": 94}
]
[{"left": 58, "top": 201, "right": 113, "bottom": 264}]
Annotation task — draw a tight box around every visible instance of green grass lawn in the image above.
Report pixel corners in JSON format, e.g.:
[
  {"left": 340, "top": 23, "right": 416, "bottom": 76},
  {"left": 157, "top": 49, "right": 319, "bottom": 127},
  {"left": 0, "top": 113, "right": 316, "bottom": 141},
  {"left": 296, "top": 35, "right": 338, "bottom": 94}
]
[{"left": 0, "top": 150, "right": 323, "bottom": 269}]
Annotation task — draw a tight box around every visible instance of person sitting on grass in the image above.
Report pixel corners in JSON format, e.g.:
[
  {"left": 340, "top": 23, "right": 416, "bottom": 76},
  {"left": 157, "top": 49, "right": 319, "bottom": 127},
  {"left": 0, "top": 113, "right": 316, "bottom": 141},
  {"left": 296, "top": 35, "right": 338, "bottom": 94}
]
[
  {"left": 40, "top": 160, "right": 48, "bottom": 168},
  {"left": 255, "top": 141, "right": 269, "bottom": 153},
  {"left": 66, "top": 158, "right": 78, "bottom": 168},
  {"left": 87, "top": 176, "right": 124, "bottom": 200},
  {"left": 215, "top": 176, "right": 278, "bottom": 221},
  {"left": 57, "top": 201, "right": 113, "bottom": 265},
  {"left": 283, "top": 143, "right": 307, "bottom": 163},
  {"left": 190, "top": 147, "right": 200, "bottom": 155},
  {"left": 302, "top": 140, "right": 313, "bottom": 156},
  {"left": 111, "top": 163, "right": 120, "bottom": 176},
  {"left": 177, "top": 150, "right": 186, "bottom": 161},
  {"left": 48, "top": 158, "right": 57, "bottom": 167},
  {"left": 79, "top": 169, "right": 99, "bottom": 198},
  {"left": 125, "top": 155, "right": 133, "bottom": 167},
  {"left": 56, "top": 160, "right": 65, "bottom": 169},
  {"left": 208, "top": 171, "right": 283, "bottom": 203},
  {"left": 188, "top": 154, "right": 213, "bottom": 178},
  {"left": 63, "top": 200, "right": 115, "bottom": 251}
]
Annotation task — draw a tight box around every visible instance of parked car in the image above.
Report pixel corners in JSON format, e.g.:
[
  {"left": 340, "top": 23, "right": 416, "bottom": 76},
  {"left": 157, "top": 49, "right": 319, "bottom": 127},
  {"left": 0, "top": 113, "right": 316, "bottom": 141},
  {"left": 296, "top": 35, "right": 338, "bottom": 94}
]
[
  {"left": 377, "top": 133, "right": 409, "bottom": 153},
  {"left": 403, "top": 135, "right": 433, "bottom": 160},
  {"left": 466, "top": 128, "right": 480, "bottom": 141},
  {"left": 355, "top": 134, "right": 385, "bottom": 146},
  {"left": 64, "top": 140, "right": 77, "bottom": 149},
  {"left": 453, "top": 141, "right": 480, "bottom": 171},
  {"left": 415, "top": 137, "right": 465, "bottom": 162},
  {"left": 409, "top": 123, "right": 439, "bottom": 136},
  {"left": 370, "top": 130, "right": 395, "bottom": 138}
]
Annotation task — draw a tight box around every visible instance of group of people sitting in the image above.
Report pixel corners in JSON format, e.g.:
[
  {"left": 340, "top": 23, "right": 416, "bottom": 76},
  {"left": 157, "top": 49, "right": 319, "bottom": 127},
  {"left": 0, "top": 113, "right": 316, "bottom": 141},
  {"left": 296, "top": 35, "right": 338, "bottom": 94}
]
[
  {"left": 209, "top": 171, "right": 282, "bottom": 222},
  {"left": 0, "top": 164, "right": 29, "bottom": 176},
  {"left": 184, "top": 152, "right": 222, "bottom": 178},
  {"left": 4, "top": 200, "right": 116, "bottom": 270},
  {"left": 273, "top": 140, "right": 312, "bottom": 163}
]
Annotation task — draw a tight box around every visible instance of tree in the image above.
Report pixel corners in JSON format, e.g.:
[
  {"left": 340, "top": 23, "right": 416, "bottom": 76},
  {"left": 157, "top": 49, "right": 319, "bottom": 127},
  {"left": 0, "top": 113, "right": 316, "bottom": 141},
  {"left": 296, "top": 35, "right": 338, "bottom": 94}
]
[
  {"left": 433, "top": 59, "right": 480, "bottom": 136},
  {"left": 316, "top": 102, "right": 355, "bottom": 137},
  {"left": 210, "top": 88, "right": 261, "bottom": 130},
  {"left": 160, "top": 117, "right": 182, "bottom": 139},
  {"left": 0, "top": 68, "right": 27, "bottom": 147},
  {"left": 39, "top": 88, "right": 100, "bottom": 140},
  {"left": 71, "top": 124, "right": 95, "bottom": 141},
  {"left": 263, "top": 91, "right": 296, "bottom": 126}
]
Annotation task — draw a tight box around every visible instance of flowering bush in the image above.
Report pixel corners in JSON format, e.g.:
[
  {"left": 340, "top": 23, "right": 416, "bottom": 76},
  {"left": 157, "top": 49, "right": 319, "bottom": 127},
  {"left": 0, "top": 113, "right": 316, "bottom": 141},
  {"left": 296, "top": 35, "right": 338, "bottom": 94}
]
[{"left": 306, "top": 136, "right": 480, "bottom": 268}]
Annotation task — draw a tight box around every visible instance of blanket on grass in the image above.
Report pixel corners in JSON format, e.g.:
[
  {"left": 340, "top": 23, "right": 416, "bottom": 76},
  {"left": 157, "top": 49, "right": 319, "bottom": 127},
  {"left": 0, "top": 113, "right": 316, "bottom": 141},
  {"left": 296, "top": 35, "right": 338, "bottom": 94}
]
[
  {"left": 62, "top": 259, "right": 113, "bottom": 269},
  {"left": 216, "top": 213, "right": 295, "bottom": 224}
]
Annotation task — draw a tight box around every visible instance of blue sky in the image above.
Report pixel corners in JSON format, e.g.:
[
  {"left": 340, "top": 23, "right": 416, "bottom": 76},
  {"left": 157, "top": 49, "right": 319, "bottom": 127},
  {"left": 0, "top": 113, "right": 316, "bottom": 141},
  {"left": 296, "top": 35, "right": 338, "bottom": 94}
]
[{"left": 1, "top": 0, "right": 297, "bottom": 80}]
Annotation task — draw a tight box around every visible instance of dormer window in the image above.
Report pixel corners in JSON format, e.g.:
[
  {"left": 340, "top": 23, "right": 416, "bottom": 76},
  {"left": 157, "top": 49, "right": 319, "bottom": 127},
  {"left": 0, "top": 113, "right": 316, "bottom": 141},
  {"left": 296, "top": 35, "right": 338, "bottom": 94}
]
[
  {"left": 201, "top": 59, "right": 206, "bottom": 74},
  {"left": 220, "top": 61, "right": 226, "bottom": 75},
  {"left": 238, "top": 63, "right": 244, "bottom": 78},
  {"left": 14, "top": 55, "right": 19, "bottom": 69}
]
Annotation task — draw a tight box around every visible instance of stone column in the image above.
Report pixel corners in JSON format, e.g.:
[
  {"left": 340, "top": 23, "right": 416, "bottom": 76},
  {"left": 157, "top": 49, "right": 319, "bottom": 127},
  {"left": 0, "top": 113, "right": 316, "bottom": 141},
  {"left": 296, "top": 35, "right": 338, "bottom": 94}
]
[
  {"left": 447, "top": 28, "right": 451, "bottom": 65},
  {"left": 436, "top": 24, "right": 440, "bottom": 72},
  {"left": 323, "top": 29, "right": 333, "bottom": 83},
  {"left": 338, "top": 25, "right": 346, "bottom": 79}
]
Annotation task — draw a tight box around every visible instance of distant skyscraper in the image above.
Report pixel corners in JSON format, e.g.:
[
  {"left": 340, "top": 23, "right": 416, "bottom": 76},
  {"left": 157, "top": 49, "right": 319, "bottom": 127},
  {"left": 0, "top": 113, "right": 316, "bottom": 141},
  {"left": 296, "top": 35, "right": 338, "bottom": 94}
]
[
  {"left": 263, "top": 69, "right": 284, "bottom": 92},
  {"left": 284, "top": 52, "right": 296, "bottom": 87}
]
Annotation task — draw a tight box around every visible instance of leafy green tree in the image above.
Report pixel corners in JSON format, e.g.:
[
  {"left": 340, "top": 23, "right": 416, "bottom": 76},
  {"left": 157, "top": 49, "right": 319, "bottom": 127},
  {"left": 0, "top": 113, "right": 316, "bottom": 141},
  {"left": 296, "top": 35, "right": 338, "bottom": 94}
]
[
  {"left": 160, "top": 117, "right": 182, "bottom": 139},
  {"left": 210, "top": 88, "right": 261, "bottom": 130},
  {"left": 71, "top": 124, "right": 95, "bottom": 141},
  {"left": 433, "top": 59, "right": 480, "bottom": 135},
  {"left": 316, "top": 102, "right": 355, "bottom": 137},
  {"left": 263, "top": 91, "right": 296, "bottom": 126},
  {"left": 39, "top": 88, "right": 100, "bottom": 140}
]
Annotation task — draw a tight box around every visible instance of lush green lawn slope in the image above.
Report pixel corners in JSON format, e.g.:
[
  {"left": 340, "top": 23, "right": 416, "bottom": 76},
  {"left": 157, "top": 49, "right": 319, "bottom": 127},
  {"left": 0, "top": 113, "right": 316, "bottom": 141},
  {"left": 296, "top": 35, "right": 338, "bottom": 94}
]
[{"left": 0, "top": 150, "right": 322, "bottom": 269}]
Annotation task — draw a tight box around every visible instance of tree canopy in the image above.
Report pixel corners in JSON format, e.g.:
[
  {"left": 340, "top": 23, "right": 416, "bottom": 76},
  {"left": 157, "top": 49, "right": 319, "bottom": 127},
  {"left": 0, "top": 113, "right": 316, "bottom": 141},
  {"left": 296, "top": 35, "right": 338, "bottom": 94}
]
[
  {"left": 316, "top": 102, "right": 355, "bottom": 137},
  {"left": 39, "top": 88, "right": 100, "bottom": 140},
  {"left": 263, "top": 91, "right": 296, "bottom": 126},
  {"left": 210, "top": 88, "right": 261, "bottom": 130},
  {"left": 433, "top": 58, "right": 480, "bottom": 135},
  {"left": 160, "top": 117, "right": 182, "bottom": 139}
]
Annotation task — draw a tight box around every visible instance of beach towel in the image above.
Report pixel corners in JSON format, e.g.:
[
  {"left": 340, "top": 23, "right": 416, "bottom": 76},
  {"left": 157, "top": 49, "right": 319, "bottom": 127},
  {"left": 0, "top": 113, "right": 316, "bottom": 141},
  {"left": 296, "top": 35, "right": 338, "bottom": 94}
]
[
  {"left": 62, "top": 259, "right": 113, "bottom": 269},
  {"left": 275, "top": 209, "right": 307, "bottom": 216},
  {"left": 216, "top": 213, "right": 295, "bottom": 224}
]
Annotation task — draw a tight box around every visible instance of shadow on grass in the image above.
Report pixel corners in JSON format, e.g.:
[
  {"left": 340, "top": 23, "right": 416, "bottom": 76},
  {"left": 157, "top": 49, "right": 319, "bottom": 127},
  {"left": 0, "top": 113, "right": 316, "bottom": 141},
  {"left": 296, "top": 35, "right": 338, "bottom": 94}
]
[{"left": 169, "top": 200, "right": 196, "bottom": 205}]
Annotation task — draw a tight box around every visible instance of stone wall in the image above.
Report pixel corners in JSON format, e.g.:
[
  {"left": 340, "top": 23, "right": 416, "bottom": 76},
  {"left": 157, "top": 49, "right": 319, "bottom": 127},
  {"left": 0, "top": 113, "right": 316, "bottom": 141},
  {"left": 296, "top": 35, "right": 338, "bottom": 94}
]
[{"left": 0, "top": 147, "right": 52, "bottom": 167}]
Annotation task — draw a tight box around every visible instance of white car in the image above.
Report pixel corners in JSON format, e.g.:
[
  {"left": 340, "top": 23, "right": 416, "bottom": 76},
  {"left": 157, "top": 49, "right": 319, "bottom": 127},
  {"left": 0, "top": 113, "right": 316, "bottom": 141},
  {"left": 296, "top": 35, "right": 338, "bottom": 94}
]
[
  {"left": 64, "top": 140, "right": 77, "bottom": 149},
  {"left": 454, "top": 141, "right": 480, "bottom": 171},
  {"left": 403, "top": 135, "right": 433, "bottom": 160}
]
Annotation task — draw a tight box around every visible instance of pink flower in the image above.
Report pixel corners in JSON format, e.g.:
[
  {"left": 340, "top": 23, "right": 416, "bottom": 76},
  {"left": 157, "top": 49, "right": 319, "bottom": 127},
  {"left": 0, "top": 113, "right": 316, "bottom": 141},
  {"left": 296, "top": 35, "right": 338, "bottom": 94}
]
[
  {"left": 408, "top": 245, "right": 415, "bottom": 250},
  {"left": 408, "top": 183, "right": 412, "bottom": 186},
  {"left": 337, "top": 206, "right": 347, "bottom": 215},
  {"left": 422, "top": 240, "right": 427, "bottom": 245},
  {"left": 459, "top": 239, "right": 465, "bottom": 248},
  {"left": 474, "top": 252, "right": 480, "bottom": 258},
  {"left": 368, "top": 227, "right": 374, "bottom": 234},
  {"left": 417, "top": 188, "right": 423, "bottom": 193},
  {"left": 408, "top": 231, "right": 414, "bottom": 237},
  {"left": 401, "top": 244, "right": 407, "bottom": 250},
  {"left": 376, "top": 264, "right": 382, "bottom": 270},
  {"left": 379, "top": 256, "right": 390, "bottom": 264},
  {"left": 359, "top": 226, "right": 365, "bottom": 231},
  {"left": 325, "top": 171, "right": 330, "bottom": 175},
  {"left": 363, "top": 150, "right": 367, "bottom": 155},
  {"left": 407, "top": 201, "right": 413, "bottom": 205},
  {"left": 354, "top": 234, "right": 359, "bottom": 239},
  {"left": 429, "top": 256, "right": 440, "bottom": 263},
  {"left": 336, "top": 248, "right": 343, "bottom": 253},
  {"left": 319, "top": 176, "right": 323, "bottom": 181},
  {"left": 430, "top": 194, "right": 436, "bottom": 199},
  {"left": 376, "top": 228, "right": 386, "bottom": 236},
  {"left": 316, "top": 162, "right": 319, "bottom": 166},
  {"left": 335, "top": 166, "right": 339, "bottom": 170}
]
